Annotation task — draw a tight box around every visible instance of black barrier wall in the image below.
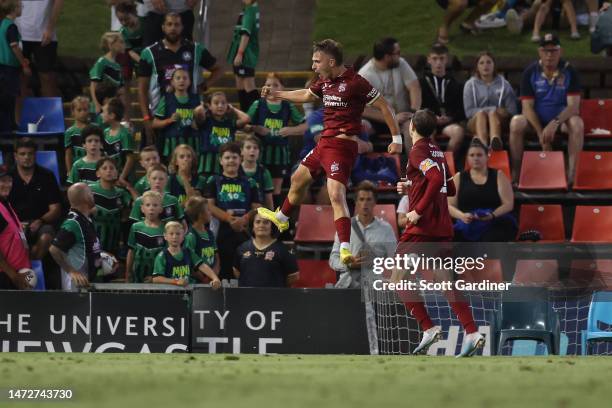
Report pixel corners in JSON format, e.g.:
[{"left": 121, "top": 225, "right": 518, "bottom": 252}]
[{"left": 0, "top": 288, "right": 370, "bottom": 354}]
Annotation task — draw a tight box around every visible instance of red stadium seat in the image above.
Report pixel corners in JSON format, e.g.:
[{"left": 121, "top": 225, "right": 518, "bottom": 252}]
[
  {"left": 581, "top": 99, "right": 612, "bottom": 138},
  {"left": 462, "top": 259, "right": 504, "bottom": 283},
  {"left": 294, "top": 205, "right": 335, "bottom": 244},
  {"left": 518, "top": 204, "right": 565, "bottom": 242},
  {"left": 571, "top": 206, "right": 612, "bottom": 243},
  {"left": 364, "top": 152, "right": 402, "bottom": 191},
  {"left": 568, "top": 260, "right": 612, "bottom": 289},
  {"left": 444, "top": 151, "right": 456, "bottom": 176},
  {"left": 464, "top": 150, "right": 511, "bottom": 179},
  {"left": 292, "top": 259, "right": 336, "bottom": 288},
  {"left": 518, "top": 151, "right": 567, "bottom": 191},
  {"left": 374, "top": 204, "right": 399, "bottom": 239},
  {"left": 573, "top": 151, "right": 612, "bottom": 191},
  {"left": 513, "top": 260, "right": 559, "bottom": 285}
]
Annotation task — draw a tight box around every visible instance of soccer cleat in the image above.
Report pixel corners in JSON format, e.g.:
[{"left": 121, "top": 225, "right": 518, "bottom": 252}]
[
  {"left": 456, "top": 332, "right": 485, "bottom": 358},
  {"left": 339, "top": 248, "right": 354, "bottom": 266},
  {"left": 412, "top": 326, "right": 441, "bottom": 355},
  {"left": 257, "top": 207, "right": 289, "bottom": 233}
]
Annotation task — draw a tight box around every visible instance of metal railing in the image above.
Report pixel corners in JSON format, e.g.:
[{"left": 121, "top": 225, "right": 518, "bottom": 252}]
[{"left": 194, "top": 0, "right": 211, "bottom": 48}]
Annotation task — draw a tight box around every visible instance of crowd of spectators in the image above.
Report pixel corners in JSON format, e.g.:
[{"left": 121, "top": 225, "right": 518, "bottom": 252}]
[{"left": 0, "top": 0, "right": 609, "bottom": 291}]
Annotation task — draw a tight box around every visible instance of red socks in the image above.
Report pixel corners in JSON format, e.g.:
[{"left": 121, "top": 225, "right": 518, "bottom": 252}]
[
  {"left": 404, "top": 301, "right": 434, "bottom": 331},
  {"left": 334, "top": 217, "right": 351, "bottom": 244},
  {"left": 280, "top": 198, "right": 295, "bottom": 216}
]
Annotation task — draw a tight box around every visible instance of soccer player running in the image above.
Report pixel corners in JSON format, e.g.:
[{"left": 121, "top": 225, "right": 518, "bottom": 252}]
[
  {"left": 396, "top": 109, "right": 484, "bottom": 357},
  {"left": 257, "top": 39, "right": 402, "bottom": 265}
]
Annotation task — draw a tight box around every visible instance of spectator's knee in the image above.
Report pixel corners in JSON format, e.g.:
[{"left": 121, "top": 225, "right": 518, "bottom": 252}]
[
  {"left": 510, "top": 115, "right": 527, "bottom": 134},
  {"left": 475, "top": 110, "right": 488, "bottom": 121},
  {"left": 568, "top": 115, "right": 584, "bottom": 135}
]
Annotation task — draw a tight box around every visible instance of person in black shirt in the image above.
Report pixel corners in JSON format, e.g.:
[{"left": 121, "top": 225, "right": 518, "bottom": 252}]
[
  {"left": 233, "top": 212, "right": 299, "bottom": 288},
  {"left": 419, "top": 43, "right": 465, "bottom": 155},
  {"left": 9, "top": 138, "right": 61, "bottom": 260},
  {"left": 138, "top": 12, "right": 223, "bottom": 145}
]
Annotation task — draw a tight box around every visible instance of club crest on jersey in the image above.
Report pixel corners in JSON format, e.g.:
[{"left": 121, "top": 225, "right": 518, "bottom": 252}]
[
  {"left": 157, "top": 237, "right": 164, "bottom": 246},
  {"left": 182, "top": 51, "right": 192, "bottom": 61},
  {"left": 419, "top": 158, "right": 438, "bottom": 174},
  {"left": 338, "top": 82, "right": 346, "bottom": 92},
  {"left": 330, "top": 161, "right": 340, "bottom": 174},
  {"left": 165, "top": 207, "right": 172, "bottom": 216},
  {"left": 243, "top": 251, "right": 252, "bottom": 259},
  {"left": 264, "top": 251, "right": 275, "bottom": 261}
]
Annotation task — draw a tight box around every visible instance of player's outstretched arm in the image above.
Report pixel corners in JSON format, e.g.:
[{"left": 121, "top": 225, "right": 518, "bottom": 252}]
[
  {"left": 261, "top": 86, "right": 317, "bottom": 103},
  {"left": 371, "top": 97, "right": 402, "bottom": 154}
]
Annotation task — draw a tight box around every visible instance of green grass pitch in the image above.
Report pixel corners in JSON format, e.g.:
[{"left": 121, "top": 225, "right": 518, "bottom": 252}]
[{"left": 1, "top": 354, "right": 611, "bottom": 407}]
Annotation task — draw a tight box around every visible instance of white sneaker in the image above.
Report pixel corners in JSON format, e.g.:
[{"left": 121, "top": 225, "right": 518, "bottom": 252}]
[
  {"left": 412, "top": 325, "right": 441, "bottom": 355},
  {"left": 475, "top": 13, "right": 506, "bottom": 29},
  {"left": 505, "top": 9, "right": 523, "bottom": 34},
  {"left": 456, "top": 332, "right": 485, "bottom": 358}
]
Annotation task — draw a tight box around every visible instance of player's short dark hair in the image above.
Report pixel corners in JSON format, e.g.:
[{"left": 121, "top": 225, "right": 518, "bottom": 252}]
[
  {"left": 96, "top": 157, "right": 117, "bottom": 172},
  {"left": 105, "top": 97, "right": 125, "bottom": 121},
  {"left": 411, "top": 109, "right": 437, "bottom": 138},
  {"left": 468, "top": 137, "right": 488, "bottom": 154},
  {"left": 241, "top": 135, "right": 261, "bottom": 149},
  {"left": 355, "top": 180, "right": 377, "bottom": 201},
  {"left": 115, "top": 1, "right": 137, "bottom": 15},
  {"left": 164, "top": 12, "right": 182, "bottom": 24},
  {"left": 0, "top": 0, "right": 19, "bottom": 16},
  {"left": 184, "top": 196, "right": 208, "bottom": 223},
  {"left": 147, "top": 163, "right": 168, "bottom": 177},
  {"left": 219, "top": 142, "right": 242, "bottom": 157},
  {"left": 313, "top": 39, "right": 343, "bottom": 65},
  {"left": 82, "top": 125, "right": 104, "bottom": 142},
  {"left": 429, "top": 42, "right": 449, "bottom": 56},
  {"left": 14, "top": 138, "right": 37, "bottom": 152},
  {"left": 373, "top": 37, "right": 398, "bottom": 60},
  {"left": 140, "top": 145, "right": 159, "bottom": 156}
]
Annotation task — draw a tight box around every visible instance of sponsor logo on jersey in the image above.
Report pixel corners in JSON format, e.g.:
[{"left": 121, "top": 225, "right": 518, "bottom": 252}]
[
  {"left": 243, "top": 250, "right": 252, "bottom": 259},
  {"left": 330, "top": 161, "right": 340, "bottom": 175},
  {"left": 338, "top": 83, "right": 346, "bottom": 93},
  {"left": 419, "top": 158, "right": 438, "bottom": 174}
]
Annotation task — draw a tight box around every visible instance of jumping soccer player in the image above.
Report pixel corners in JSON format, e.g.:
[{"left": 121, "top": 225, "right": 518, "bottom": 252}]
[
  {"left": 396, "top": 109, "right": 484, "bottom": 357},
  {"left": 257, "top": 39, "right": 402, "bottom": 265}
]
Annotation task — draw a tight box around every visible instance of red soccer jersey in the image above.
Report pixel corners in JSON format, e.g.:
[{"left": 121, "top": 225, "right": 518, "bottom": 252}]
[
  {"left": 308, "top": 67, "right": 380, "bottom": 137},
  {"left": 401, "top": 138, "right": 455, "bottom": 239}
]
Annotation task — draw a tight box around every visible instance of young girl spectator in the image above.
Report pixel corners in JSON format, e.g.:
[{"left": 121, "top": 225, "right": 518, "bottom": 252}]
[
  {"left": 153, "top": 68, "right": 201, "bottom": 160},
  {"left": 64, "top": 96, "right": 91, "bottom": 173},
  {"left": 463, "top": 51, "right": 517, "bottom": 150},
  {"left": 248, "top": 73, "right": 306, "bottom": 203},
  {"left": 227, "top": 0, "right": 260, "bottom": 112},
  {"left": 0, "top": 0, "right": 30, "bottom": 132},
  {"left": 448, "top": 138, "right": 516, "bottom": 242},
  {"left": 198, "top": 91, "right": 250, "bottom": 176},
  {"left": 90, "top": 32, "right": 126, "bottom": 116},
  {"left": 184, "top": 196, "right": 220, "bottom": 279},
  {"left": 240, "top": 135, "right": 274, "bottom": 210},
  {"left": 167, "top": 144, "right": 206, "bottom": 206}
]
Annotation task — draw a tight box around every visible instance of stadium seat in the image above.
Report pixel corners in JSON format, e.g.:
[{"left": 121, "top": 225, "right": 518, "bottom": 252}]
[
  {"left": 581, "top": 291, "right": 612, "bottom": 355},
  {"left": 17, "top": 97, "right": 65, "bottom": 136},
  {"left": 292, "top": 259, "right": 336, "bottom": 288},
  {"left": 518, "top": 151, "right": 567, "bottom": 191},
  {"left": 444, "top": 151, "right": 456, "bottom": 175},
  {"left": 30, "top": 260, "right": 46, "bottom": 291},
  {"left": 513, "top": 260, "right": 559, "bottom": 286},
  {"left": 36, "top": 151, "right": 60, "bottom": 184},
  {"left": 463, "top": 259, "right": 503, "bottom": 283},
  {"left": 496, "top": 287, "right": 560, "bottom": 355},
  {"left": 517, "top": 204, "right": 565, "bottom": 242},
  {"left": 571, "top": 206, "right": 612, "bottom": 243},
  {"left": 573, "top": 151, "right": 612, "bottom": 191},
  {"left": 568, "top": 259, "right": 612, "bottom": 289},
  {"left": 294, "top": 205, "right": 335, "bottom": 244},
  {"left": 581, "top": 99, "right": 612, "bottom": 138},
  {"left": 464, "top": 150, "right": 511, "bottom": 179},
  {"left": 373, "top": 204, "right": 399, "bottom": 239}
]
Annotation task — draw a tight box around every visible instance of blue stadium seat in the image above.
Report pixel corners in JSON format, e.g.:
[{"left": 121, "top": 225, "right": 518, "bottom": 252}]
[
  {"left": 30, "top": 260, "right": 46, "bottom": 291},
  {"left": 35, "top": 150, "right": 60, "bottom": 184},
  {"left": 16, "top": 98, "right": 65, "bottom": 149},
  {"left": 581, "top": 291, "right": 612, "bottom": 355},
  {"left": 496, "top": 287, "right": 560, "bottom": 355}
]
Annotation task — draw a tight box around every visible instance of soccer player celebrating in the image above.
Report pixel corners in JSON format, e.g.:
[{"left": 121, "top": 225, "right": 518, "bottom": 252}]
[
  {"left": 396, "top": 109, "right": 484, "bottom": 357},
  {"left": 257, "top": 39, "right": 402, "bottom": 264}
]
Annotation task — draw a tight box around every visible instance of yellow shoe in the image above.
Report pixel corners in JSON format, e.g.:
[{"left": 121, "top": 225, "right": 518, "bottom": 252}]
[
  {"left": 340, "top": 247, "right": 354, "bottom": 265},
  {"left": 257, "top": 207, "right": 289, "bottom": 233}
]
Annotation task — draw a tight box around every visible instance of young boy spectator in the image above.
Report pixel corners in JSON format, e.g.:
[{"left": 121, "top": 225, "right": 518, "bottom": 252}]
[
  {"left": 126, "top": 190, "right": 165, "bottom": 283},
  {"left": 0, "top": 0, "right": 30, "bottom": 132},
  {"left": 115, "top": 1, "right": 143, "bottom": 121},
  {"left": 64, "top": 96, "right": 91, "bottom": 173},
  {"left": 101, "top": 97, "right": 136, "bottom": 186},
  {"left": 90, "top": 157, "right": 132, "bottom": 256},
  {"left": 90, "top": 32, "right": 126, "bottom": 116},
  {"left": 167, "top": 144, "right": 205, "bottom": 206},
  {"left": 50, "top": 183, "right": 102, "bottom": 291},
  {"left": 419, "top": 43, "right": 466, "bottom": 155},
  {"left": 184, "top": 196, "right": 219, "bottom": 278},
  {"left": 152, "top": 221, "right": 221, "bottom": 287},
  {"left": 129, "top": 163, "right": 183, "bottom": 223},
  {"left": 67, "top": 125, "right": 104, "bottom": 185},
  {"left": 204, "top": 142, "right": 261, "bottom": 280},
  {"left": 241, "top": 135, "right": 274, "bottom": 210},
  {"left": 133, "top": 145, "right": 160, "bottom": 197}
]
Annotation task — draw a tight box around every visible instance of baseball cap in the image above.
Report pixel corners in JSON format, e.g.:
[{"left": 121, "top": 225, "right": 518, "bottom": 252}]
[
  {"left": 0, "top": 165, "right": 11, "bottom": 178},
  {"left": 539, "top": 33, "right": 561, "bottom": 47}
]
